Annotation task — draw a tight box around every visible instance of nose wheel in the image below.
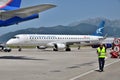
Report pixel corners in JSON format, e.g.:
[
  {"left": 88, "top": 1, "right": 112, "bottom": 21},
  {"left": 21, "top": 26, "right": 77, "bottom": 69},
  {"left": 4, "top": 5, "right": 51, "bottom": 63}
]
[{"left": 17, "top": 46, "right": 22, "bottom": 51}]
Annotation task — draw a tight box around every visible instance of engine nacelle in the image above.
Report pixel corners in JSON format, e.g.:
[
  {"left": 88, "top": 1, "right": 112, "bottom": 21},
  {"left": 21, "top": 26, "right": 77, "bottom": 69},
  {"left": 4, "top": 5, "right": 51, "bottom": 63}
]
[
  {"left": 36, "top": 46, "right": 47, "bottom": 49},
  {"left": 54, "top": 43, "right": 66, "bottom": 49}
]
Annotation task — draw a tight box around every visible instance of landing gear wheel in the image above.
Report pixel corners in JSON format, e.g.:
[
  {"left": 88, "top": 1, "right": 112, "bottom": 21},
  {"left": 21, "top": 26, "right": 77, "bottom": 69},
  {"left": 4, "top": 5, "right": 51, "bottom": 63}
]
[
  {"left": 17, "top": 46, "right": 22, "bottom": 51},
  {"left": 18, "top": 48, "right": 22, "bottom": 51},
  {"left": 53, "top": 48, "right": 58, "bottom": 51},
  {"left": 78, "top": 46, "right": 80, "bottom": 50},
  {"left": 66, "top": 48, "right": 71, "bottom": 51}
]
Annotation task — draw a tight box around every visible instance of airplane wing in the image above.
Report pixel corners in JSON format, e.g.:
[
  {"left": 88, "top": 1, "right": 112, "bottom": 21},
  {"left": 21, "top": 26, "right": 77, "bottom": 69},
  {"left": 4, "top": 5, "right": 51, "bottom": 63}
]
[{"left": 0, "top": 4, "right": 56, "bottom": 20}]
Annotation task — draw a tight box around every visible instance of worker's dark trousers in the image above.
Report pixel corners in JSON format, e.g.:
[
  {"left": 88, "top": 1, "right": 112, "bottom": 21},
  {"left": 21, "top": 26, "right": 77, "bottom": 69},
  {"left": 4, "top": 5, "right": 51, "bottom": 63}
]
[{"left": 98, "top": 58, "right": 105, "bottom": 71}]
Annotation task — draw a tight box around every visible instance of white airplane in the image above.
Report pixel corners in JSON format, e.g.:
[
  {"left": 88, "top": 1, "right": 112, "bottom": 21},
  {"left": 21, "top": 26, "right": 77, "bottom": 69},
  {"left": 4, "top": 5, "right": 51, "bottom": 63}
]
[{"left": 6, "top": 21, "right": 105, "bottom": 51}]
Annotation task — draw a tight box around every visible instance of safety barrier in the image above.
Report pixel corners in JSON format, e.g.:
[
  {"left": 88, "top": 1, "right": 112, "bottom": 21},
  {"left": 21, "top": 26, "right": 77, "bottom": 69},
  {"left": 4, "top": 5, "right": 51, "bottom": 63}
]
[{"left": 110, "top": 38, "right": 120, "bottom": 58}]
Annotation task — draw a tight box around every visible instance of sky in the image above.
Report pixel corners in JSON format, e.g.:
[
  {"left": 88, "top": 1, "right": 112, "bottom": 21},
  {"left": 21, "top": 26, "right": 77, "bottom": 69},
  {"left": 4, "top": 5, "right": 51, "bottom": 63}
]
[{"left": 0, "top": 0, "right": 120, "bottom": 35}]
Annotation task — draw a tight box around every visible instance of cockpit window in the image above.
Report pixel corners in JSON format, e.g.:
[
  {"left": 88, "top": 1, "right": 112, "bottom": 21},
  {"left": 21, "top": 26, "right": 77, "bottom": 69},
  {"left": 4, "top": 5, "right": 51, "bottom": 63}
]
[{"left": 12, "top": 36, "right": 19, "bottom": 39}]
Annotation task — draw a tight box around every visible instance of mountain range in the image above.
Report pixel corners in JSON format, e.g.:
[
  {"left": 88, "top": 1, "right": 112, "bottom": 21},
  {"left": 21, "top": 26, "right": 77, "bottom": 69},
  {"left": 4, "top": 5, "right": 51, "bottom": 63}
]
[{"left": 0, "top": 17, "right": 120, "bottom": 43}]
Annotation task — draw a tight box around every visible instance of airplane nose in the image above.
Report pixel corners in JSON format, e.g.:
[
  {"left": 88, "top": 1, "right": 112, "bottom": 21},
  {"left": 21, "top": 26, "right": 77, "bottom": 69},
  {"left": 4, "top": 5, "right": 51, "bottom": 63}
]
[
  {"left": 6, "top": 40, "right": 12, "bottom": 45},
  {"left": 6, "top": 39, "right": 20, "bottom": 45},
  {"left": 6, "top": 41, "right": 10, "bottom": 45}
]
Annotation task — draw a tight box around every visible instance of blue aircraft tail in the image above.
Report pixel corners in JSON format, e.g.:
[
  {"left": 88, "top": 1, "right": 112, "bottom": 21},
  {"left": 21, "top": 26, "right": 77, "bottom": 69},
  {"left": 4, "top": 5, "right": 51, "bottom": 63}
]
[
  {"left": 0, "top": 0, "right": 21, "bottom": 10},
  {"left": 94, "top": 21, "right": 105, "bottom": 36},
  {"left": 9, "top": 0, "right": 21, "bottom": 8}
]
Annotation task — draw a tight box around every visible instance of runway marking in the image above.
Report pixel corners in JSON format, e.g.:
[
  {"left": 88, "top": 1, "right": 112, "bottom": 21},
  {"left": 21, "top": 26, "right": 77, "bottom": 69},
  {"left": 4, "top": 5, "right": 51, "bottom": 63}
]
[{"left": 69, "top": 59, "right": 120, "bottom": 80}]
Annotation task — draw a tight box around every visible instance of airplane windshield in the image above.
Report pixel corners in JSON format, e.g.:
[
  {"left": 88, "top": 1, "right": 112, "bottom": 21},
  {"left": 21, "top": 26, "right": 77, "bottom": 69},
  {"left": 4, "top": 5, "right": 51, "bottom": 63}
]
[{"left": 12, "top": 36, "right": 19, "bottom": 39}]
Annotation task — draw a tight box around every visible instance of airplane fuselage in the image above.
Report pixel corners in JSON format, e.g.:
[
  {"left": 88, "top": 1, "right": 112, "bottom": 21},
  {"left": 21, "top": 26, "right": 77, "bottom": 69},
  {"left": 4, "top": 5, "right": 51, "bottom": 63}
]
[{"left": 6, "top": 34, "right": 103, "bottom": 47}]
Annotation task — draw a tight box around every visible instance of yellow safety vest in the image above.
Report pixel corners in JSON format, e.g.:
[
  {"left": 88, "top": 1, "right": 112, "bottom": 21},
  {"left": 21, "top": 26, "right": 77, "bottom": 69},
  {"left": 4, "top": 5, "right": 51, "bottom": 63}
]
[{"left": 97, "top": 47, "right": 106, "bottom": 58}]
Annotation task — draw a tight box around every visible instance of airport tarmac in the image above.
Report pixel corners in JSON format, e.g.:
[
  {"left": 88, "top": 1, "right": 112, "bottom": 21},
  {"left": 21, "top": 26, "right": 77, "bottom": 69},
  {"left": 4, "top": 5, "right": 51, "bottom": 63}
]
[{"left": 0, "top": 47, "right": 119, "bottom": 80}]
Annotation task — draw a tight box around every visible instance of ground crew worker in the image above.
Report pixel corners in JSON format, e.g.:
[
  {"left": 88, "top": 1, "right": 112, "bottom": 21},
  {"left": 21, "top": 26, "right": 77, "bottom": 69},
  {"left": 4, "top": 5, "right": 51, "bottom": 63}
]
[{"left": 97, "top": 44, "right": 107, "bottom": 72}]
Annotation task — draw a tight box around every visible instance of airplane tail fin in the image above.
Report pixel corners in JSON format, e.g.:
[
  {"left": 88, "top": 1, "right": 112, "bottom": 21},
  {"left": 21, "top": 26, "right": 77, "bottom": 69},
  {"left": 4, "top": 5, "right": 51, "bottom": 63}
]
[
  {"left": 8, "top": 0, "right": 21, "bottom": 8},
  {"left": 0, "top": 0, "right": 21, "bottom": 10},
  {"left": 94, "top": 20, "right": 105, "bottom": 36}
]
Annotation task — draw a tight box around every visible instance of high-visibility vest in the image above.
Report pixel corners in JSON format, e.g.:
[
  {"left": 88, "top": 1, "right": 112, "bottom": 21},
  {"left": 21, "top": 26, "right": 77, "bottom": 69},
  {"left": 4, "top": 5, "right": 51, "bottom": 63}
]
[{"left": 97, "top": 47, "right": 106, "bottom": 58}]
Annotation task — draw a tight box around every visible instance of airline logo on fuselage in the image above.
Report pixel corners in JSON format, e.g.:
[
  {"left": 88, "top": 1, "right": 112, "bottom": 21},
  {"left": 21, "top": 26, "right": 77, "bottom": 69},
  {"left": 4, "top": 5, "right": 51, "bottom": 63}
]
[
  {"left": 96, "top": 27, "right": 104, "bottom": 34},
  {"left": 83, "top": 36, "right": 90, "bottom": 39},
  {"left": 0, "top": 0, "right": 12, "bottom": 8}
]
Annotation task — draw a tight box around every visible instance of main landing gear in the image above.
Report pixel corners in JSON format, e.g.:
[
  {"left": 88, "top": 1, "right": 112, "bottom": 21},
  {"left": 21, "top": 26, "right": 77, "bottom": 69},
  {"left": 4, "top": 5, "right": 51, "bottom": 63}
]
[{"left": 65, "top": 45, "right": 71, "bottom": 51}]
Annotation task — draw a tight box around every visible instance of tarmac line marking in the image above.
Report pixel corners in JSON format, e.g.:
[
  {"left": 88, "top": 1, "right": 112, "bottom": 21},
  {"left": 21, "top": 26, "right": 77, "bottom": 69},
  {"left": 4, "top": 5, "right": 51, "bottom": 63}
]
[{"left": 69, "top": 59, "right": 120, "bottom": 80}]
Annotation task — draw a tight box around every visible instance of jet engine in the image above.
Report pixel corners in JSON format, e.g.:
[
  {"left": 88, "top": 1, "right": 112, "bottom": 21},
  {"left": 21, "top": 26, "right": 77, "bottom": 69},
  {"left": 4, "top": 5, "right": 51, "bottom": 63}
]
[
  {"left": 53, "top": 43, "right": 66, "bottom": 51},
  {"left": 36, "top": 46, "right": 47, "bottom": 49}
]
